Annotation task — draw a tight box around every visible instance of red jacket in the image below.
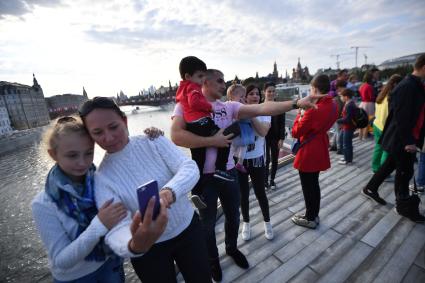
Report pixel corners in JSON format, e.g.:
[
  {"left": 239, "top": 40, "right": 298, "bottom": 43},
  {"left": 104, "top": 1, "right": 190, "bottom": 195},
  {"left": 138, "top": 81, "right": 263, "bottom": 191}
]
[
  {"left": 292, "top": 96, "right": 338, "bottom": 172},
  {"left": 176, "top": 80, "right": 212, "bottom": 122},
  {"left": 359, "top": 83, "right": 374, "bottom": 102}
]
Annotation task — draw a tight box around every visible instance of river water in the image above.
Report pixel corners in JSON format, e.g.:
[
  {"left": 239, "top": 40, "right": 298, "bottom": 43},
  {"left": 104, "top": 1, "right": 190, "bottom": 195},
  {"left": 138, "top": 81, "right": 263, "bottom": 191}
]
[{"left": 0, "top": 102, "right": 299, "bottom": 282}]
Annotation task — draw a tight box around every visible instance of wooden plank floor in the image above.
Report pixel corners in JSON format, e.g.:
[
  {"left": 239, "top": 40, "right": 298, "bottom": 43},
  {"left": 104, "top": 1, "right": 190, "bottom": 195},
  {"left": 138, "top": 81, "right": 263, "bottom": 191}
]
[
  {"left": 122, "top": 137, "right": 424, "bottom": 283},
  {"left": 199, "top": 137, "right": 425, "bottom": 283}
]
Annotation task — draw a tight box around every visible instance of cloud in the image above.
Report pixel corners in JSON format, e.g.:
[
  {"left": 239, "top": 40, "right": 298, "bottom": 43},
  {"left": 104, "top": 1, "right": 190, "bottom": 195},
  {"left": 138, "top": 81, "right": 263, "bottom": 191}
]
[{"left": 0, "top": 0, "right": 63, "bottom": 19}]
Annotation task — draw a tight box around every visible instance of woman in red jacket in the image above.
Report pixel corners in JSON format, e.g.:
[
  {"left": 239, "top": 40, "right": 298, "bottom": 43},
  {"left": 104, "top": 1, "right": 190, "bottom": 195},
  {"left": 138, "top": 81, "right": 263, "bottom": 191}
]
[
  {"left": 291, "top": 74, "right": 338, "bottom": 229},
  {"left": 358, "top": 72, "right": 375, "bottom": 140}
]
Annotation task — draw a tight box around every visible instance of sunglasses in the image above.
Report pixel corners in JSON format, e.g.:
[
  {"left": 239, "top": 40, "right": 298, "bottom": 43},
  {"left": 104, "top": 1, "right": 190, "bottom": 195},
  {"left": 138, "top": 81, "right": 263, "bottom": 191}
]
[
  {"left": 57, "top": 116, "right": 77, "bottom": 124},
  {"left": 79, "top": 97, "right": 122, "bottom": 118}
]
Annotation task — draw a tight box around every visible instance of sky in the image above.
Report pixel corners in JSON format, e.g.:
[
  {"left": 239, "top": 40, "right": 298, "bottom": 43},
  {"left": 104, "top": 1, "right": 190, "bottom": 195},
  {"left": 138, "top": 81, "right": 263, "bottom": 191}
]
[{"left": 0, "top": 0, "right": 424, "bottom": 98}]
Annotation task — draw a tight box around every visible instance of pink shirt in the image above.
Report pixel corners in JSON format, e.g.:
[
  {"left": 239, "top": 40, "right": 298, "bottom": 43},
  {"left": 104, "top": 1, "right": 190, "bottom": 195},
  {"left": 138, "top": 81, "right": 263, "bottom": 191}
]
[{"left": 173, "top": 101, "right": 242, "bottom": 173}]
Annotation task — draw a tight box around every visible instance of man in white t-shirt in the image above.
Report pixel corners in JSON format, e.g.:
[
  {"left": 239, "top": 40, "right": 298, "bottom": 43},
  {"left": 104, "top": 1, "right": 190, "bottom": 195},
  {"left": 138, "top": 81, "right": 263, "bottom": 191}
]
[{"left": 171, "top": 69, "right": 318, "bottom": 281}]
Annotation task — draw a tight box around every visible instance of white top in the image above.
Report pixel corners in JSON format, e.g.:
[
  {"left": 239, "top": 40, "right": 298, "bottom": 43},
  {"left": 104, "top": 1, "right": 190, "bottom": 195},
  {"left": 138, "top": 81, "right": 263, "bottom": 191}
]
[
  {"left": 244, "top": 115, "right": 271, "bottom": 159},
  {"left": 32, "top": 192, "right": 109, "bottom": 281},
  {"left": 94, "top": 135, "right": 199, "bottom": 258},
  {"left": 172, "top": 101, "right": 242, "bottom": 173}
]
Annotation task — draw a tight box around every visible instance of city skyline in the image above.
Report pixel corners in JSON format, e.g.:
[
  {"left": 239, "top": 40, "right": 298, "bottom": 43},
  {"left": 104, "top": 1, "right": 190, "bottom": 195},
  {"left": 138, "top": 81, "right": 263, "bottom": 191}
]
[{"left": 0, "top": 0, "right": 424, "bottom": 98}]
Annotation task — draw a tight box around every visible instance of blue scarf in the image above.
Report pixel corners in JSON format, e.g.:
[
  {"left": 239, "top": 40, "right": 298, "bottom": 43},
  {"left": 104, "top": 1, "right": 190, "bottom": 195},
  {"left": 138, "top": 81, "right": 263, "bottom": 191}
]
[{"left": 45, "top": 164, "right": 112, "bottom": 261}]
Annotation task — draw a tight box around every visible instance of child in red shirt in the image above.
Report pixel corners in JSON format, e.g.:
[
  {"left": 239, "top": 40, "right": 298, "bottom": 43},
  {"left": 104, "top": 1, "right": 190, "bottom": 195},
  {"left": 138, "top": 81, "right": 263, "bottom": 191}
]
[{"left": 175, "top": 56, "right": 235, "bottom": 208}]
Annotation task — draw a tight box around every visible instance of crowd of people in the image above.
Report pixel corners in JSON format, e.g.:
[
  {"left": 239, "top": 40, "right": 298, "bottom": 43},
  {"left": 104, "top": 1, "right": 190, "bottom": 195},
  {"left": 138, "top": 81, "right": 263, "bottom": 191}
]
[{"left": 31, "top": 54, "right": 425, "bottom": 282}]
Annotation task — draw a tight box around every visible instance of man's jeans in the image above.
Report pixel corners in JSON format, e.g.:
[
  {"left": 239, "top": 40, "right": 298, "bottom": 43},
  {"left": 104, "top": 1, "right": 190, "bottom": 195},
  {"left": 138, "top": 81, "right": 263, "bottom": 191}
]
[
  {"left": 339, "top": 129, "right": 354, "bottom": 162},
  {"left": 198, "top": 168, "right": 240, "bottom": 259}
]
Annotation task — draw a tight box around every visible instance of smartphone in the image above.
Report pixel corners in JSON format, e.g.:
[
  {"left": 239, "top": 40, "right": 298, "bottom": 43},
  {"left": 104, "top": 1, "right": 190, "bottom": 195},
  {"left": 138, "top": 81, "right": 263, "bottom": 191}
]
[{"left": 137, "top": 180, "right": 160, "bottom": 220}]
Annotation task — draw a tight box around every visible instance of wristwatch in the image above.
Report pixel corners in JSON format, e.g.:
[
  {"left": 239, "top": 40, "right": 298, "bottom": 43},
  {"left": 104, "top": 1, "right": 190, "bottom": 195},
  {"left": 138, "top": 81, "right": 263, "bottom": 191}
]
[{"left": 292, "top": 98, "right": 300, "bottom": 109}]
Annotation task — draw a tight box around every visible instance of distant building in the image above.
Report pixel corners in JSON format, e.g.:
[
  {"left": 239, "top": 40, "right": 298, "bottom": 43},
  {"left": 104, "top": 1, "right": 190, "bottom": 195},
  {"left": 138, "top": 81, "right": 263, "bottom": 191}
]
[
  {"left": 0, "top": 74, "right": 50, "bottom": 130},
  {"left": 46, "top": 89, "right": 88, "bottom": 119},
  {"left": 0, "top": 101, "right": 12, "bottom": 135},
  {"left": 292, "top": 58, "right": 311, "bottom": 82},
  {"left": 378, "top": 52, "right": 425, "bottom": 70}
]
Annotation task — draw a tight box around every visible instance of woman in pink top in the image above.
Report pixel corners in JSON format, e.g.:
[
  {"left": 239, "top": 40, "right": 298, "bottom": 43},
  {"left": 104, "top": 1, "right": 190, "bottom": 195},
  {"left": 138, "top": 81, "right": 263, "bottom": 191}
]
[{"left": 358, "top": 72, "right": 375, "bottom": 140}]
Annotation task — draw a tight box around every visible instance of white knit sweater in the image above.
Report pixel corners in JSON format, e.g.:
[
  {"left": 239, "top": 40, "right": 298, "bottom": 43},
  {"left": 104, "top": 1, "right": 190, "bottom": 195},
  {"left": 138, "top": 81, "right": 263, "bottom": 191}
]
[{"left": 94, "top": 135, "right": 199, "bottom": 258}]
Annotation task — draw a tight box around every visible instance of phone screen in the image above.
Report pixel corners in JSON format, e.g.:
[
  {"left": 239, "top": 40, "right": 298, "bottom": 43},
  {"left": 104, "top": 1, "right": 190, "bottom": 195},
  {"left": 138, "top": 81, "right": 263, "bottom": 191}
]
[{"left": 137, "top": 180, "right": 160, "bottom": 220}]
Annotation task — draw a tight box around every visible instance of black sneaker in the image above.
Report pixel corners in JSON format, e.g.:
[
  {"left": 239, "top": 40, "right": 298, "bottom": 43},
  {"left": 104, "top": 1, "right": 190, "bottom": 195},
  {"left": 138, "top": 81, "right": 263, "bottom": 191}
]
[
  {"left": 270, "top": 180, "right": 276, "bottom": 190},
  {"left": 214, "top": 170, "right": 235, "bottom": 182},
  {"left": 265, "top": 181, "right": 269, "bottom": 190},
  {"left": 361, "top": 188, "right": 387, "bottom": 205},
  {"left": 336, "top": 150, "right": 343, "bottom": 155},
  {"left": 329, "top": 145, "right": 337, "bottom": 151},
  {"left": 226, "top": 249, "right": 249, "bottom": 269},
  {"left": 209, "top": 258, "right": 222, "bottom": 282}
]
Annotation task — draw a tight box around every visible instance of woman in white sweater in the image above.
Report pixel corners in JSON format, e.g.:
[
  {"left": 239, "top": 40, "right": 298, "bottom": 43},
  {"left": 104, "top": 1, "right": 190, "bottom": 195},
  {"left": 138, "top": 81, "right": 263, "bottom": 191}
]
[
  {"left": 78, "top": 97, "right": 211, "bottom": 283},
  {"left": 32, "top": 116, "right": 127, "bottom": 282}
]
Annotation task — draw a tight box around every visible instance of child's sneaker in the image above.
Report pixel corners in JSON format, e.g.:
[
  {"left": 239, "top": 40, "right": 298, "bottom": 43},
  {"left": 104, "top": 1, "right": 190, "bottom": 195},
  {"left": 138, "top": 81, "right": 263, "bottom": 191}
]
[
  {"left": 214, "top": 170, "right": 235, "bottom": 182},
  {"left": 191, "top": 195, "right": 207, "bottom": 209},
  {"left": 235, "top": 163, "right": 247, "bottom": 174}
]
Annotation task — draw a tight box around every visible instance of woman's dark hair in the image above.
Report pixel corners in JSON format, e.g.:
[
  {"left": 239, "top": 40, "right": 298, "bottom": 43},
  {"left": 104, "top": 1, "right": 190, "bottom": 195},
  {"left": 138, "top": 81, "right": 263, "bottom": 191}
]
[
  {"left": 376, "top": 74, "right": 403, "bottom": 104},
  {"left": 341, "top": 88, "right": 354, "bottom": 98},
  {"left": 78, "top": 97, "right": 126, "bottom": 121},
  {"left": 363, "top": 72, "right": 373, "bottom": 84},
  {"left": 245, "top": 84, "right": 262, "bottom": 103},
  {"left": 263, "top": 81, "right": 276, "bottom": 91},
  {"left": 311, "top": 74, "right": 330, "bottom": 94}
]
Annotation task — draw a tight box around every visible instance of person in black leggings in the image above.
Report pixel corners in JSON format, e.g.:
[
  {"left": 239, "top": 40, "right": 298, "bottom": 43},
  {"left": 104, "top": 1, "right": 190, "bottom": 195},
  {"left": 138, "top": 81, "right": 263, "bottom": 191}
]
[
  {"left": 263, "top": 82, "right": 286, "bottom": 189},
  {"left": 237, "top": 84, "right": 274, "bottom": 241}
]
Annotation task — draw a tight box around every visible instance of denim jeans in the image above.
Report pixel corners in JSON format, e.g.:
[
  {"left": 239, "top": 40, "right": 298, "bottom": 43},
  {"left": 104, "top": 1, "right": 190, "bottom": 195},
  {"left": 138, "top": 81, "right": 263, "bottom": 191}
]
[
  {"left": 53, "top": 256, "right": 124, "bottom": 283},
  {"left": 341, "top": 129, "right": 354, "bottom": 162},
  {"left": 417, "top": 152, "right": 425, "bottom": 186},
  {"left": 198, "top": 168, "right": 240, "bottom": 259}
]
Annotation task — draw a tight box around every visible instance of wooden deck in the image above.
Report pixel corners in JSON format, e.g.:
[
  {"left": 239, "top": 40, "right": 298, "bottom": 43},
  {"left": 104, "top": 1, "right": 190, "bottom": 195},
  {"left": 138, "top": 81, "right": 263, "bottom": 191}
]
[{"left": 191, "top": 137, "right": 425, "bottom": 283}]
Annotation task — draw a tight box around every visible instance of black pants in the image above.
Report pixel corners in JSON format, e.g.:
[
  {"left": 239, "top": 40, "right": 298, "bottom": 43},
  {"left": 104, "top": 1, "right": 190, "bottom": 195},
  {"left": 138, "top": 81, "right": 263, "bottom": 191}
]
[
  {"left": 237, "top": 156, "right": 270, "bottom": 222},
  {"left": 299, "top": 171, "right": 321, "bottom": 221},
  {"left": 365, "top": 151, "right": 415, "bottom": 200},
  {"left": 187, "top": 117, "right": 229, "bottom": 196},
  {"left": 265, "top": 136, "right": 280, "bottom": 183},
  {"left": 130, "top": 214, "right": 211, "bottom": 283},
  {"left": 187, "top": 117, "right": 229, "bottom": 172}
]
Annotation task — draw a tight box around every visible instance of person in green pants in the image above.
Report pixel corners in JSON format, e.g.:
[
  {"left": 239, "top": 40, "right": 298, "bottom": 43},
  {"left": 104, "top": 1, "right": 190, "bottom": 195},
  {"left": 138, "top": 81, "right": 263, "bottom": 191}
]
[{"left": 371, "top": 74, "right": 402, "bottom": 172}]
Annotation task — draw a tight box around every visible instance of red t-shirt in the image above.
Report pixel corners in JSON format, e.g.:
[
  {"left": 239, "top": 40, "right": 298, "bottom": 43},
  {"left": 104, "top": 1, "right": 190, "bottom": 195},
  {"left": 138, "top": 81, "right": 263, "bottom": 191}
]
[{"left": 175, "top": 80, "right": 212, "bottom": 122}]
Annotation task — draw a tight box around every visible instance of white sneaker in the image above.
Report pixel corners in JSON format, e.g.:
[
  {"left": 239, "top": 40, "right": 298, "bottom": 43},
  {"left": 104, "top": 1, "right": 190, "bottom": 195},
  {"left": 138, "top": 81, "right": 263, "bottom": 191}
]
[
  {"left": 264, "top": 221, "right": 274, "bottom": 240},
  {"left": 241, "top": 222, "right": 251, "bottom": 241}
]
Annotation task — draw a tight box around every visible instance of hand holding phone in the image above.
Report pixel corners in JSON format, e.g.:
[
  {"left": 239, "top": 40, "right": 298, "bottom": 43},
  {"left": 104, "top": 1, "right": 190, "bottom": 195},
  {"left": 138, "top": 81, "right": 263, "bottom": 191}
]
[{"left": 137, "top": 180, "right": 160, "bottom": 220}]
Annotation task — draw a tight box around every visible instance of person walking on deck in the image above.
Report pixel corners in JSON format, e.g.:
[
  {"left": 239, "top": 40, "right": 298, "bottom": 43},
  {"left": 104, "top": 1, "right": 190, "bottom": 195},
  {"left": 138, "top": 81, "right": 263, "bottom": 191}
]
[
  {"left": 371, "top": 74, "right": 402, "bottom": 173},
  {"left": 362, "top": 54, "right": 425, "bottom": 223}
]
